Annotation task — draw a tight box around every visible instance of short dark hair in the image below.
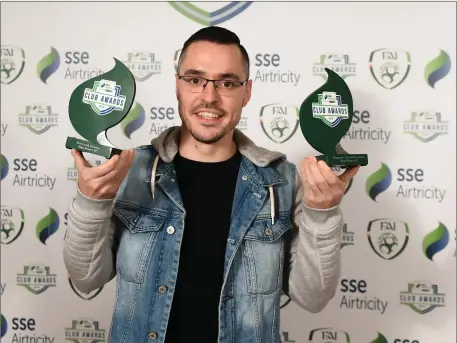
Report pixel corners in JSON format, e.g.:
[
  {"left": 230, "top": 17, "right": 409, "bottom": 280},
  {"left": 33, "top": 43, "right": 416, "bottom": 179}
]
[{"left": 178, "top": 26, "right": 250, "bottom": 79}]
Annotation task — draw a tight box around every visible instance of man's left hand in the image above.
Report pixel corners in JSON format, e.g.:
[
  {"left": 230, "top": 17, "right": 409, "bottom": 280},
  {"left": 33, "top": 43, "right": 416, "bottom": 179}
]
[{"left": 299, "top": 156, "right": 360, "bottom": 209}]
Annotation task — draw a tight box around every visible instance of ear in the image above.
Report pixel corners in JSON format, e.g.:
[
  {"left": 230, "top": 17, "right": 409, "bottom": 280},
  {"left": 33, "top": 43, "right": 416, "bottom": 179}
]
[
  {"left": 242, "top": 79, "right": 252, "bottom": 107},
  {"left": 175, "top": 74, "right": 179, "bottom": 100}
]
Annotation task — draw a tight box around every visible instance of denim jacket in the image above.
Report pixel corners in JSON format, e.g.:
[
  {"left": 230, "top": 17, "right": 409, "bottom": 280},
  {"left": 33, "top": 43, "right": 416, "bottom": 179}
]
[{"left": 63, "top": 126, "right": 344, "bottom": 343}]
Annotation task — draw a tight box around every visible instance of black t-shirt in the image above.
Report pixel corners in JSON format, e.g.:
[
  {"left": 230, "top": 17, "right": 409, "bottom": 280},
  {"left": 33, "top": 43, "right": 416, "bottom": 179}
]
[{"left": 164, "top": 149, "right": 242, "bottom": 343}]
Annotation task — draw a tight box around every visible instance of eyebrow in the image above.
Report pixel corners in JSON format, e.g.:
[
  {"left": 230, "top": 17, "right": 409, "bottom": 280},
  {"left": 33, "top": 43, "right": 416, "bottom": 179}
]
[{"left": 182, "top": 69, "right": 242, "bottom": 81}]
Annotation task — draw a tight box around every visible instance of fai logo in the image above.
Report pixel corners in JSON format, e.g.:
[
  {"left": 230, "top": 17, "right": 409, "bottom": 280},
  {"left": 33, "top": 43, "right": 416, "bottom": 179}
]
[
  {"left": 83, "top": 79, "right": 126, "bottom": 115},
  {"left": 18, "top": 104, "right": 59, "bottom": 134},
  {"left": 403, "top": 110, "right": 448, "bottom": 142},
  {"left": 168, "top": 1, "right": 252, "bottom": 26},
  {"left": 68, "top": 277, "right": 103, "bottom": 300},
  {"left": 308, "top": 328, "right": 351, "bottom": 343},
  {"left": 312, "top": 92, "right": 349, "bottom": 127},
  {"left": 280, "top": 293, "right": 291, "bottom": 309},
  {"left": 17, "top": 265, "right": 57, "bottom": 294},
  {"left": 367, "top": 218, "right": 409, "bottom": 260},
  {"left": 313, "top": 53, "right": 356, "bottom": 80},
  {"left": 369, "top": 48, "right": 411, "bottom": 89},
  {"left": 1, "top": 205, "right": 24, "bottom": 244},
  {"left": 400, "top": 282, "right": 445, "bottom": 314},
  {"left": 1, "top": 45, "right": 25, "bottom": 84},
  {"left": 259, "top": 103, "right": 299, "bottom": 143},
  {"left": 123, "top": 51, "right": 161, "bottom": 81}
]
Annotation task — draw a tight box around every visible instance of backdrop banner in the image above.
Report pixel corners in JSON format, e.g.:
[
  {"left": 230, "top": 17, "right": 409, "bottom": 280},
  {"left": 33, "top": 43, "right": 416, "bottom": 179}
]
[{"left": 1, "top": 2, "right": 455, "bottom": 343}]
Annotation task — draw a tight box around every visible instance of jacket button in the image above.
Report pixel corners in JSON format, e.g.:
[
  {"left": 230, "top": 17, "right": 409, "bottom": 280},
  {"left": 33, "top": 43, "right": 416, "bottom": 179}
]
[
  {"left": 158, "top": 285, "right": 168, "bottom": 293},
  {"left": 264, "top": 228, "right": 273, "bottom": 236},
  {"left": 148, "top": 332, "right": 157, "bottom": 340},
  {"left": 166, "top": 226, "right": 175, "bottom": 234}
]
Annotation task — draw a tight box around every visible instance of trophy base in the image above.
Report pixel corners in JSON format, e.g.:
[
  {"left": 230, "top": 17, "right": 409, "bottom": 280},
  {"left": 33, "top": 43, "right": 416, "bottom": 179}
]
[
  {"left": 316, "top": 154, "right": 368, "bottom": 167},
  {"left": 65, "top": 137, "right": 122, "bottom": 159}
]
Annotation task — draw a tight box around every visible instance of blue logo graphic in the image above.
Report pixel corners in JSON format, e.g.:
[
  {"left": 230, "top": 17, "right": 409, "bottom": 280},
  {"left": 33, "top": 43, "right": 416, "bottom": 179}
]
[
  {"left": 424, "top": 49, "right": 451, "bottom": 88},
  {"left": 423, "top": 222, "right": 450, "bottom": 261},
  {"left": 37, "top": 47, "right": 60, "bottom": 84},
  {"left": 366, "top": 163, "right": 392, "bottom": 202},
  {"left": 169, "top": 2, "right": 252, "bottom": 26}
]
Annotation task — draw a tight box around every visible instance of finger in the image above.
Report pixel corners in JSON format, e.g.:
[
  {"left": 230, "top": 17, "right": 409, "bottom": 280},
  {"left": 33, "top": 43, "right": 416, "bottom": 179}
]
[
  {"left": 317, "top": 160, "right": 343, "bottom": 192},
  {"left": 302, "top": 158, "right": 321, "bottom": 197},
  {"left": 97, "top": 149, "right": 135, "bottom": 183},
  {"left": 86, "top": 154, "right": 120, "bottom": 179},
  {"left": 309, "top": 159, "right": 333, "bottom": 195},
  {"left": 72, "top": 149, "right": 91, "bottom": 170},
  {"left": 339, "top": 165, "right": 360, "bottom": 185}
]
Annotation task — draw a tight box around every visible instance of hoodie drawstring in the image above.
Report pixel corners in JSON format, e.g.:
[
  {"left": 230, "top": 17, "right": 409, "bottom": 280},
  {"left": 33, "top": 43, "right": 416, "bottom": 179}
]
[
  {"left": 151, "top": 155, "right": 159, "bottom": 199},
  {"left": 269, "top": 185, "right": 275, "bottom": 225}
]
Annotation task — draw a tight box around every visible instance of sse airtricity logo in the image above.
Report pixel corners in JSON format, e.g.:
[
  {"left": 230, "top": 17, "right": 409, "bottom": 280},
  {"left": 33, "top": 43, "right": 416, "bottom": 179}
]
[
  {"left": 169, "top": 2, "right": 252, "bottom": 25},
  {"left": 37, "top": 46, "right": 60, "bottom": 84},
  {"left": 424, "top": 49, "right": 451, "bottom": 89},
  {"left": 366, "top": 163, "right": 392, "bottom": 202},
  {"left": 1, "top": 314, "right": 6, "bottom": 338},
  {"left": 369, "top": 332, "right": 388, "bottom": 343},
  {"left": 0, "top": 154, "right": 8, "bottom": 181},
  {"left": 1, "top": 45, "right": 26, "bottom": 84},
  {"left": 120, "top": 102, "right": 145, "bottom": 139},
  {"left": 369, "top": 48, "right": 411, "bottom": 89},
  {"left": 36, "top": 207, "right": 60, "bottom": 245},
  {"left": 423, "top": 222, "right": 450, "bottom": 262}
]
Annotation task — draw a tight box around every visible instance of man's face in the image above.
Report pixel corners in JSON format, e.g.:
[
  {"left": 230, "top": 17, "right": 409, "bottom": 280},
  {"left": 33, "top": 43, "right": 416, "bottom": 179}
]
[{"left": 176, "top": 41, "right": 252, "bottom": 144}]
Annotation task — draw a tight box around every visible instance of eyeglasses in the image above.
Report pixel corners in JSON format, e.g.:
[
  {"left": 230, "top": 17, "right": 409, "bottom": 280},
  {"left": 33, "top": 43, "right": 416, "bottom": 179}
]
[{"left": 178, "top": 75, "right": 248, "bottom": 96}]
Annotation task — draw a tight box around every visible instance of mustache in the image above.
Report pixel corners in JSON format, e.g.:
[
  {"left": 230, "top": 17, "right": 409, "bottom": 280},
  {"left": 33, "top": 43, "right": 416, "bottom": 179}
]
[{"left": 191, "top": 103, "right": 226, "bottom": 116}]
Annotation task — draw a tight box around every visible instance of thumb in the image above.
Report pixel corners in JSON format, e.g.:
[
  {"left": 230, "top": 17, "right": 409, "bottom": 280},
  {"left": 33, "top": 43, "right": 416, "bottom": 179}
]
[
  {"left": 339, "top": 165, "right": 360, "bottom": 185},
  {"left": 71, "top": 149, "right": 90, "bottom": 170}
]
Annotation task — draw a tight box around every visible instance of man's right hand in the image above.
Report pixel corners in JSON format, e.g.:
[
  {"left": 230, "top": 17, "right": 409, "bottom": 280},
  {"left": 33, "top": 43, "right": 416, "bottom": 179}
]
[{"left": 71, "top": 149, "right": 135, "bottom": 200}]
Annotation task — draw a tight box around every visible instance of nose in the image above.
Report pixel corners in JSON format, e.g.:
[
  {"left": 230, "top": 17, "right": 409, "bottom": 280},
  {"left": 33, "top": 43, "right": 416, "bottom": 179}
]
[{"left": 199, "top": 80, "right": 220, "bottom": 103}]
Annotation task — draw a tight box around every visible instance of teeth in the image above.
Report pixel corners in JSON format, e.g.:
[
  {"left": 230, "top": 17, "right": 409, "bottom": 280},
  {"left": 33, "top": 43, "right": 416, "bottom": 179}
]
[{"left": 197, "top": 112, "right": 221, "bottom": 119}]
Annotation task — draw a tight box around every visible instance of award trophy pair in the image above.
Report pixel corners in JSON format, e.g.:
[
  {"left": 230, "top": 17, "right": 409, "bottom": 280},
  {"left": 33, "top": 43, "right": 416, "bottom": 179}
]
[{"left": 65, "top": 59, "right": 367, "bottom": 169}]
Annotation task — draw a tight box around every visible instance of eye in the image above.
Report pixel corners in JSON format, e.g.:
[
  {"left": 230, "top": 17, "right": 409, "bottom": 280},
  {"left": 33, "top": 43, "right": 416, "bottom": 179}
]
[
  {"left": 220, "top": 81, "right": 236, "bottom": 88},
  {"left": 189, "top": 77, "right": 202, "bottom": 85}
]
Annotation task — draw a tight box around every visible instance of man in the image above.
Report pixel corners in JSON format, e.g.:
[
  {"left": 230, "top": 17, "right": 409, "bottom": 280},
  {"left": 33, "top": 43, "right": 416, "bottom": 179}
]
[{"left": 63, "top": 26, "right": 359, "bottom": 343}]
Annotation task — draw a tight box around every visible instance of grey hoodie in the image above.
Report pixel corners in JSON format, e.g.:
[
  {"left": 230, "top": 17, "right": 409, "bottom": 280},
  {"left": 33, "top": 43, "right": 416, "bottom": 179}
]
[{"left": 63, "top": 126, "right": 343, "bottom": 313}]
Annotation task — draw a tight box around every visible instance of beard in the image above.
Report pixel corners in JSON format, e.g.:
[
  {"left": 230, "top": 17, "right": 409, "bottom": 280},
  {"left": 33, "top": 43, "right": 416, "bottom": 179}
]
[{"left": 178, "top": 99, "right": 237, "bottom": 145}]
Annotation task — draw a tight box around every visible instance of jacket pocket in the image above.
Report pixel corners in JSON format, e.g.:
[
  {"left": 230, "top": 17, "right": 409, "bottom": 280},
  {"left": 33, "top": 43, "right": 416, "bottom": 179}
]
[
  {"left": 242, "top": 213, "right": 292, "bottom": 295},
  {"left": 114, "top": 201, "right": 167, "bottom": 284}
]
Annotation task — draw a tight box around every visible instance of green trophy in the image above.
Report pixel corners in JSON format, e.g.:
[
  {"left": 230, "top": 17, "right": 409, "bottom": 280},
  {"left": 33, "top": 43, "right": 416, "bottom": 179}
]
[
  {"left": 299, "top": 68, "right": 368, "bottom": 167},
  {"left": 65, "top": 58, "right": 136, "bottom": 158}
]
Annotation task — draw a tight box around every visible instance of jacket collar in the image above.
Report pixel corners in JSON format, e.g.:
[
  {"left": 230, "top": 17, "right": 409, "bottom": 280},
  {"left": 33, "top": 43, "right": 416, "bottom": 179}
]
[{"left": 147, "top": 126, "right": 286, "bottom": 187}]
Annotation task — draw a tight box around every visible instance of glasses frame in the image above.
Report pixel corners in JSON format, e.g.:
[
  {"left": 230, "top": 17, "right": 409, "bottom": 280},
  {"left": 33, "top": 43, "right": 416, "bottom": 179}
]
[{"left": 177, "top": 74, "right": 249, "bottom": 95}]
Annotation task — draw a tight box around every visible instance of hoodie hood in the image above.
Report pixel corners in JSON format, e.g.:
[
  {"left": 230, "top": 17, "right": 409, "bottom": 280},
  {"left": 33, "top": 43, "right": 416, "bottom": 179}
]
[{"left": 149, "top": 126, "right": 286, "bottom": 167}]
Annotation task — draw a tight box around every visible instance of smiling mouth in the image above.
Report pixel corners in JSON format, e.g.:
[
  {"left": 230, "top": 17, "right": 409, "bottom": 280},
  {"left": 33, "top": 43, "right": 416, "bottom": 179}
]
[{"left": 196, "top": 111, "right": 222, "bottom": 119}]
